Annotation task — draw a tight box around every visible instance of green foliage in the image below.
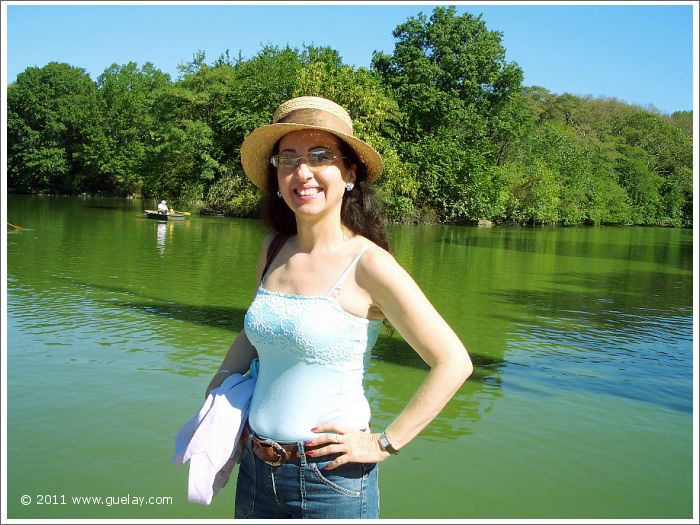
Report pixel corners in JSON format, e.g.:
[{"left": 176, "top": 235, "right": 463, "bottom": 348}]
[
  {"left": 202, "top": 169, "right": 261, "bottom": 217},
  {"left": 661, "top": 166, "right": 693, "bottom": 227},
  {"left": 374, "top": 148, "right": 419, "bottom": 222},
  {"left": 220, "top": 45, "right": 303, "bottom": 147},
  {"left": 372, "top": 6, "right": 524, "bottom": 142},
  {"left": 510, "top": 91, "right": 692, "bottom": 227},
  {"left": 6, "top": 7, "right": 692, "bottom": 227},
  {"left": 666, "top": 110, "right": 692, "bottom": 138},
  {"left": 608, "top": 108, "right": 693, "bottom": 226},
  {"left": 144, "top": 119, "right": 220, "bottom": 208},
  {"left": 615, "top": 144, "right": 664, "bottom": 224},
  {"left": 372, "top": 5, "right": 526, "bottom": 222},
  {"left": 7, "top": 62, "right": 102, "bottom": 193},
  {"left": 88, "top": 61, "right": 171, "bottom": 195},
  {"left": 402, "top": 133, "right": 502, "bottom": 222},
  {"left": 497, "top": 159, "right": 560, "bottom": 224}
]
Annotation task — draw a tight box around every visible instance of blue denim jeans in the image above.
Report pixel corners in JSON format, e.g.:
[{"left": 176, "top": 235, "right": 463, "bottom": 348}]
[{"left": 234, "top": 433, "right": 379, "bottom": 519}]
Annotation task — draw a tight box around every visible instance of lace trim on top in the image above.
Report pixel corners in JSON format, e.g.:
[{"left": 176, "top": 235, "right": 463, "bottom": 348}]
[
  {"left": 245, "top": 244, "right": 381, "bottom": 369},
  {"left": 244, "top": 288, "right": 381, "bottom": 369}
]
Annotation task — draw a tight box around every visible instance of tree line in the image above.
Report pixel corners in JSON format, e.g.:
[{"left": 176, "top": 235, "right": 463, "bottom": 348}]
[{"left": 7, "top": 6, "right": 693, "bottom": 227}]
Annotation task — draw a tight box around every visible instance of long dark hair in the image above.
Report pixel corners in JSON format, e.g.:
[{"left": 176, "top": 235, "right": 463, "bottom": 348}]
[{"left": 260, "top": 137, "right": 391, "bottom": 252}]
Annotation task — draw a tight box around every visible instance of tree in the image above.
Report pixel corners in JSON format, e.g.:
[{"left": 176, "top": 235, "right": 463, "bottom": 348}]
[
  {"left": 7, "top": 62, "right": 102, "bottom": 193},
  {"left": 497, "top": 159, "right": 561, "bottom": 225},
  {"left": 615, "top": 144, "right": 663, "bottom": 224},
  {"left": 610, "top": 109, "right": 693, "bottom": 225},
  {"left": 372, "top": 6, "right": 525, "bottom": 222},
  {"left": 85, "top": 62, "right": 171, "bottom": 195},
  {"left": 7, "top": 30, "right": 691, "bottom": 228},
  {"left": 666, "top": 110, "right": 692, "bottom": 138}
]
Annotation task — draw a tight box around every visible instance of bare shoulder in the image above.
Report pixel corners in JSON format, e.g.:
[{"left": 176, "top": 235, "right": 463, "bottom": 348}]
[
  {"left": 356, "top": 243, "right": 411, "bottom": 290},
  {"left": 355, "top": 243, "right": 433, "bottom": 320}
]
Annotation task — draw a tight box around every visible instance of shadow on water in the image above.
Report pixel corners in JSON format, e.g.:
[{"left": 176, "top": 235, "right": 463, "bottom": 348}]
[
  {"left": 113, "top": 300, "right": 248, "bottom": 332},
  {"left": 489, "top": 269, "right": 692, "bottom": 322},
  {"left": 80, "top": 279, "right": 504, "bottom": 385},
  {"left": 95, "top": 285, "right": 504, "bottom": 438},
  {"left": 55, "top": 277, "right": 244, "bottom": 331},
  {"left": 372, "top": 333, "right": 504, "bottom": 384},
  {"left": 437, "top": 225, "right": 693, "bottom": 268},
  {"left": 31, "top": 286, "right": 491, "bottom": 441}
]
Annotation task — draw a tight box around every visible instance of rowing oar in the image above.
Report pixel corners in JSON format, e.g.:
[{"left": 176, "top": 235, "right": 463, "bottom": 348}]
[
  {"left": 174, "top": 211, "right": 191, "bottom": 215},
  {"left": 8, "top": 222, "right": 25, "bottom": 231}
]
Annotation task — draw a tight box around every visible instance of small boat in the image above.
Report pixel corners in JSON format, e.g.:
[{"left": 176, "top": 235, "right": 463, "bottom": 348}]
[{"left": 144, "top": 210, "right": 187, "bottom": 220}]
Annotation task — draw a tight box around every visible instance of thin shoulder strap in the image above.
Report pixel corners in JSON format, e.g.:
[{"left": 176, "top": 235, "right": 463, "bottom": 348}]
[
  {"left": 325, "top": 244, "right": 373, "bottom": 297},
  {"left": 260, "top": 232, "right": 289, "bottom": 284}
]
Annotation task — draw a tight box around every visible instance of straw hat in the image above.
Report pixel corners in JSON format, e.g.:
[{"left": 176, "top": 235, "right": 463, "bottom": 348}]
[{"left": 240, "top": 96, "right": 383, "bottom": 190}]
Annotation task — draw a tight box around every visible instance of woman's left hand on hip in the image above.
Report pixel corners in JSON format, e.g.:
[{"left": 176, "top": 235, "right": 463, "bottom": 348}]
[{"left": 306, "top": 424, "right": 389, "bottom": 470}]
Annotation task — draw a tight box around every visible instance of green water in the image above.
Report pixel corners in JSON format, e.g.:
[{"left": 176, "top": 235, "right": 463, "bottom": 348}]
[{"left": 5, "top": 195, "right": 694, "bottom": 519}]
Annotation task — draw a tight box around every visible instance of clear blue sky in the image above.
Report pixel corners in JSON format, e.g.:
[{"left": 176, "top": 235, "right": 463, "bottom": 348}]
[{"left": 3, "top": 2, "right": 696, "bottom": 115}]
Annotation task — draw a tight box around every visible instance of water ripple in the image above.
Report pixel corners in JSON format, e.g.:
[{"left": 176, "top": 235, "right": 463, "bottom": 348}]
[{"left": 505, "top": 306, "right": 692, "bottom": 413}]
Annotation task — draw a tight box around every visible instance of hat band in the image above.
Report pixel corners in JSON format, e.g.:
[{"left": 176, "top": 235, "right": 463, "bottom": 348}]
[{"left": 275, "top": 109, "right": 353, "bottom": 136}]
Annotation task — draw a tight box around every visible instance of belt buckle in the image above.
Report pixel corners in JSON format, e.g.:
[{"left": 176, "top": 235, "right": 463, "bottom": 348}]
[{"left": 256, "top": 437, "right": 288, "bottom": 466}]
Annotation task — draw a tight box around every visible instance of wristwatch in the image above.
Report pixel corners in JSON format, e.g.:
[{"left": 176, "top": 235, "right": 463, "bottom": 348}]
[{"left": 378, "top": 431, "right": 400, "bottom": 455}]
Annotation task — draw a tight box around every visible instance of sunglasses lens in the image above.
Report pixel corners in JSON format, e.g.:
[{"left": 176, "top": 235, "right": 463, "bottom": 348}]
[
  {"left": 277, "top": 155, "right": 296, "bottom": 169},
  {"left": 271, "top": 151, "right": 337, "bottom": 169},
  {"left": 307, "top": 151, "right": 329, "bottom": 167}
]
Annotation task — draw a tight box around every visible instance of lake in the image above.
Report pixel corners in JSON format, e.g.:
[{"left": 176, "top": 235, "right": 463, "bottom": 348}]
[{"left": 4, "top": 195, "right": 694, "bottom": 519}]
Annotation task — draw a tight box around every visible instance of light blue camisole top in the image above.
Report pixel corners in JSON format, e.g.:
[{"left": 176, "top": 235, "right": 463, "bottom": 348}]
[{"left": 244, "top": 244, "right": 382, "bottom": 441}]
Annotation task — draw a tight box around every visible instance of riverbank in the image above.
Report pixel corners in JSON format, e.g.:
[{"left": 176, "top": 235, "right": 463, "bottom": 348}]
[{"left": 5, "top": 190, "right": 691, "bottom": 228}]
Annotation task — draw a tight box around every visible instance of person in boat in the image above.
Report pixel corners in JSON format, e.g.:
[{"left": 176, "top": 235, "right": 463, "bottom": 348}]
[
  {"left": 205, "top": 96, "right": 473, "bottom": 519},
  {"left": 157, "top": 200, "right": 169, "bottom": 214}
]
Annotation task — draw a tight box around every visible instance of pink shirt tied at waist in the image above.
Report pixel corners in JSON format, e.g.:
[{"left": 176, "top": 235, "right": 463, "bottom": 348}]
[{"left": 172, "top": 364, "right": 257, "bottom": 505}]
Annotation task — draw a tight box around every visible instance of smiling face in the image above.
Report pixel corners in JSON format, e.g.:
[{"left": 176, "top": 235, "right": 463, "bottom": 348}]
[{"left": 275, "top": 129, "right": 355, "bottom": 221}]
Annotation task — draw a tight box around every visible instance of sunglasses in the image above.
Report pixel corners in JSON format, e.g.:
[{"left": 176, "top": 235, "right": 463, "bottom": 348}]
[{"left": 270, "top": 149, "right": 346, "bottom": 170}]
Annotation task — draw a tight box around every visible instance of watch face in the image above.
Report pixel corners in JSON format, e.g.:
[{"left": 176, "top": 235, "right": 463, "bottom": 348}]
[
  {"left": 379, "top": 433, "right": 398, "bottom": 454},
  {"left": 379, "top": 433, "right": 390, "bottom": 449}
]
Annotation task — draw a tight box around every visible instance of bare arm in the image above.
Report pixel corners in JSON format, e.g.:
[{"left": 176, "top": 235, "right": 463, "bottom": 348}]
[
  {"left": 203, "top": 232, "right": 276, "bottom": 398},
  {"left": 310, "top": 247, "right": 473, "bottom": 466},
  {"left": 361, "top": 248, "right": 473, "bottom": 450},
  {"left": 204, "top": 331, "right": 258, "bottom": 398}
]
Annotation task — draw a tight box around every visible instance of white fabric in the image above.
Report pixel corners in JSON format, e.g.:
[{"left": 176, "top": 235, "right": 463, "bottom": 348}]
[
  {"left": 172, "top": 372, "right": 256, "bottom": 505},
  {"left": 157, "top": 201, "right": 168, "bottom": 213}
]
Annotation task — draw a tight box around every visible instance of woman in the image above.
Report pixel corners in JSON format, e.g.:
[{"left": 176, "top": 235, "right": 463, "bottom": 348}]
[{"left": 206, "top": 96, "right": 473, "bottom": 519}]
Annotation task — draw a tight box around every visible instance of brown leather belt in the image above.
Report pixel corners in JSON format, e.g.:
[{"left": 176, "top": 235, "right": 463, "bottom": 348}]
[{"left": 242, "top": 425, "right": 326, "bottom": 466}]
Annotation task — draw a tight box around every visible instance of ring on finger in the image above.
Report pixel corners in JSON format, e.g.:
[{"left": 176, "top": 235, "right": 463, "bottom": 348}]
[{"left": 334, "top": 433, "right": 339, "bottom": 443}]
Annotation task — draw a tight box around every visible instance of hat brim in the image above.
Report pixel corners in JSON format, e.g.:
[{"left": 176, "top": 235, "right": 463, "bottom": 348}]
[{"left": 240, "top": 123, "right": 383, "bottom": 190}]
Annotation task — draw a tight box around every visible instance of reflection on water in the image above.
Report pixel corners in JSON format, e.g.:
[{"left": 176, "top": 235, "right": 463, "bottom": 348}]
[
  {"left": 154, "top": 220, "right": 191, "bottom": 256},
  {"left": 156, "top": 222, "right": 167, "bottom": 255},
  {"left": 6, "top": 196, "right": 694, "bottom": 519},
  {"left": 434, "top": 224, "right": 693, "bottom": 268}
]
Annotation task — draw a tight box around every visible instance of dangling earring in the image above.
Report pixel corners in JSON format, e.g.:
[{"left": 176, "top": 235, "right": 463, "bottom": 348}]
[
  {"left": 276, "top": 190, "right": 282, "bottom": 198},
  {"left": 345, "top": 182, "right": 354, "bottom": 192}
]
